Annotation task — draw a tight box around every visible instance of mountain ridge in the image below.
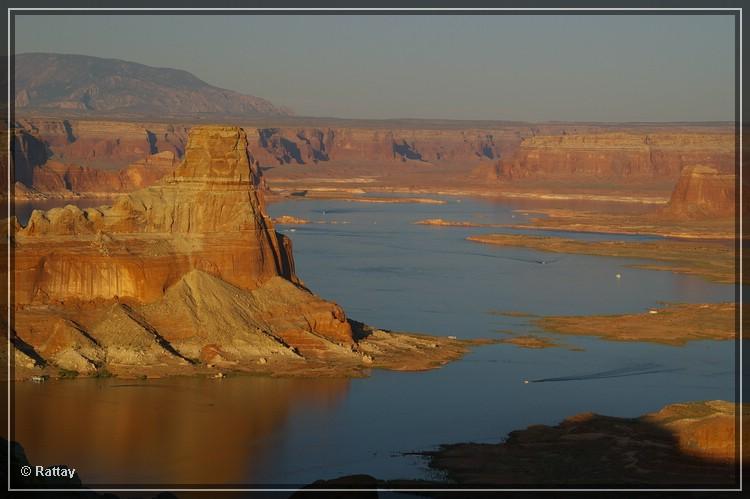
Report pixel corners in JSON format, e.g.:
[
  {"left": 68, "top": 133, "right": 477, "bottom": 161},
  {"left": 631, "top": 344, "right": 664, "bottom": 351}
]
[{"left": 14, "top": 52, "right": 292, "bottom": 118}]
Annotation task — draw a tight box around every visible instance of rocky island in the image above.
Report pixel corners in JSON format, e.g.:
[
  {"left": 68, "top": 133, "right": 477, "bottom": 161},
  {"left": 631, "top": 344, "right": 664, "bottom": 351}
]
[{"left": 425, "top": 400, "right": 744, "bottom": 486}]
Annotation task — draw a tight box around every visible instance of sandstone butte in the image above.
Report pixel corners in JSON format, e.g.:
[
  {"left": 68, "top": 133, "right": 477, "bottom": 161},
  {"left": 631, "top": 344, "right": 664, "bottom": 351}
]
[
  {"left": 9, "top": 126, "right": 469, "bottom": 379},
  {"left": 418, "top": 164, "right": 737, "bottom": 244},
  {"left": 661, "top": 164, "right": 736, "bottom": 219}
]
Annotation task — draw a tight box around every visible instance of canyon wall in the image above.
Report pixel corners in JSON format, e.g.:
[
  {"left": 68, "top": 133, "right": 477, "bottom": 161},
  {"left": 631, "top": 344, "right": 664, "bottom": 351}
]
[
  {"left": 15, "top": 118, "right": 189, "bottom": 169},
  {"left": 12, "top": 119, "right": 519, "bottom": 197},
  {"left": 496, "top": 132, "right": 735, "bottom": 182},
  {"left": 28, "top": 152, "right": 178, "bottom": 195},
  {"left": 12, "top": 119, "right": 189, "bottom": 198},
  {"left": 15, "top": 118, "right": 515, "bottom": 168},
  {"left": 251, "top": 127, "right": 510, "bottom": 164},
  {"left": 12, "top": 118, "right": 737, "bottom": 200}
]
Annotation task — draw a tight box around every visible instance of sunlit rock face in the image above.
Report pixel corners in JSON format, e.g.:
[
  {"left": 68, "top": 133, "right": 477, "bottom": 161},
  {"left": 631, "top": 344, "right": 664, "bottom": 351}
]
[
  {"left": 496, "top": 132, "right": 735, "bottom": 181},
  {"left": 12, "top": 126, "right": 355, "bottom": 374},
  {"left": 16, "top": 126, "right": 298, "bottom": 303},
  {"left": 662, "top": 164, "right": 735, "bottom": 219}
]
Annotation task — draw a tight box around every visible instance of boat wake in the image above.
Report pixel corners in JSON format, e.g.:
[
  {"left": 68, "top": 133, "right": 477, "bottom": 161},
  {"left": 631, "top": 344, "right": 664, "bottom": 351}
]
[{"left": 529, "top": 363, "right": 683, "bottom": 383}]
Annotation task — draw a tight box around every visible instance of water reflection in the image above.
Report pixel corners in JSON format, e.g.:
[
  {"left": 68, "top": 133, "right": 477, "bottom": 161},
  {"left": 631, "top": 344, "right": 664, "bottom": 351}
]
[
  {"left": 14, "top": 376, "right": 349, "bottom": 485},
  {"left": 10, "top": 195, "right": 736, "bottom": 486}
]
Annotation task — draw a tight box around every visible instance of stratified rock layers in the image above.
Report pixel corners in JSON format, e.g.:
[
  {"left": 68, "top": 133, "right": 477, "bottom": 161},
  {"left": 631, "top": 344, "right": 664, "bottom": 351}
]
[
  {"left": 16, "top": 126, "right": 295, "bottom": 303},
  {"left": 12, "top": 126, "right": 357, "bottom": 374},
  {"left": 663, "top": 165, "right": 735, "bottom": 218},
  {"left": 252, "top": 127, "right": 502, "bottom": 164},
  {"left": 497, "top": 132, "right": 735, "bottom": 181},
  {"left": 11, "top": 119, "right": 190, "bottom": 199}
]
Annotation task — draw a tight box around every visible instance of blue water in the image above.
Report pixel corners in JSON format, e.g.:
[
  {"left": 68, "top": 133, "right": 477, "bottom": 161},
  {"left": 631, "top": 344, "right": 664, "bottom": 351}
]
[
  {"left": 13, "top": 195, "right": 737, "bottom": 487},
  {"left": 271, "top": 197, "right": 731, "bottom": 334},
  {"left": 255, "top": 196, "right": 736, "bottom": 484}
]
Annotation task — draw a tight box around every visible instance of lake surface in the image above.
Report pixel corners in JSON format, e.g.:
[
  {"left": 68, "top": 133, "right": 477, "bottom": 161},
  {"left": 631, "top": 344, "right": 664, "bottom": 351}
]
[{"left": 12, "top": 195, "right": 738, "bottom": 488}]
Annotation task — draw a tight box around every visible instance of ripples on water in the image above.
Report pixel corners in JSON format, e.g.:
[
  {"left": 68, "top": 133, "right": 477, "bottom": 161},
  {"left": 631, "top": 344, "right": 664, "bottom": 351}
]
[{"left": 12, "top": 195, "right": 736, "bottom": 486}]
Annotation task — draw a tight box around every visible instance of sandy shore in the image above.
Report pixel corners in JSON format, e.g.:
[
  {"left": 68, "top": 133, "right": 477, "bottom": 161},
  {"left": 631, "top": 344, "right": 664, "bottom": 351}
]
[
  {"left": 467, "top": 233, "right": 736, "bottom": 283},
  {"left": 8, "top": 320, "right": 490, "bottom": 382},
  {"left": 535, "top": 302, "right": 735, "bottom": 346},
  {"left": 502, "top": 208, "right": 736, "bottom": 240}
]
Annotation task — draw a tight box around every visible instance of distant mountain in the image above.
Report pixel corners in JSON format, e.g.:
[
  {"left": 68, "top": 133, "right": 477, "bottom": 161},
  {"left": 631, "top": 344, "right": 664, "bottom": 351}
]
[{"left": 14, "top": 53, "right": 292, "bottom": 117}]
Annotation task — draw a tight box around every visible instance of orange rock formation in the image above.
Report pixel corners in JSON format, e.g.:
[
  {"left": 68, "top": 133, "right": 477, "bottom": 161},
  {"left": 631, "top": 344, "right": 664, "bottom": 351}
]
[
  {"left": 11, "top": 126, "right": 360, "bottom": 374},
  {"left": 662, "top": 165, "right": 735, "bottom": 219},
  {"left": 16, "top": 126, "right": 296, "bottom": 303},
  {"left": 253, "top": 127, "right": 503, "bottom": 164},
  {"left": 497, "top": 132, "right": 734, "bottom": 181},
  {"left": 14, "top": 119, "right": 735, "bottom": 203},
  {"left": 12, "top": 119, "right": 189, "bottom": 198},
  {"left": 10, "top": 126, "right": 469, "bottom": 378}
]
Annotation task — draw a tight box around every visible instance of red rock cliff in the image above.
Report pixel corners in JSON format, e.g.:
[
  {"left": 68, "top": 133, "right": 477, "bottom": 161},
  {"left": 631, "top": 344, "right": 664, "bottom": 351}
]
[
  {"left": 252, "top": 127, "right": 504, "bottom": 164},
  {"left": 662, "top": 165, "right": 735, "bottom": 219},
  {"left": 13, "top": 126, "right": 356, "bottom": 374},
  {"left": 16, "top": 126, "right": 297, "bottom": 304},
  {"left": 14, "top": 119, "right": 736, "bottom": 198},
  {"left": 497, "top": 132, "right": 735, "bottom": 181},
  {"left": 15, "top": 118, "right": 189, "bottom": 169}
]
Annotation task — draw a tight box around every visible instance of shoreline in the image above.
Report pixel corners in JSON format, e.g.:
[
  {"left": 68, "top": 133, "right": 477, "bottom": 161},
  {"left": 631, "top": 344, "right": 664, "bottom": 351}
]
[
  {"left": 9, "top": 320, "right": 488, "bottom": 382},
  {"left": 9, "top": 339, "right": 482, "bottom": 383},
  {"left": 267, "top": 184, "right": 670, "bottom": 205},
  {"left": 534, "top": 302, "right": 735, "bottom": 346},
  {"left": 11, "top": 183, "right": 671, "bottom": 206},
  {"left": 423, "top": 400, "right": 743, "bottom": 486},
  {"left": 467, "top": 233, "right": 736, "bottom": 283}
]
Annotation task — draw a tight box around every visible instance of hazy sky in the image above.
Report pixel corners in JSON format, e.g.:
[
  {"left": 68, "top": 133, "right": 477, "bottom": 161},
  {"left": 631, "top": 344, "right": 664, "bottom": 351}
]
[{"left": 14, "top": 14, "right": 735, "bottom": 122}]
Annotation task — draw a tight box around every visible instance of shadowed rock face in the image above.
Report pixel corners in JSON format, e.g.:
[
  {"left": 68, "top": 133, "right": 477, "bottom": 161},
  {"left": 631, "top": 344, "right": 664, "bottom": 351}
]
[
  {"left": 15, "top": 118, "right": 189, "bottom": 170},
  {"left": 663, "top": 165, "right": 735, "bottom": 219},
  {"left": 427, "top": 400, "right": 743, "bottom": 486},
  {"left": 11, "top": 126, "right": 365, "bottom": 374},
  {"left": 252, "top": 127, "right": 502, "bottom": 164},
  {"left": 11, "top": 118, "right": 189, "bottom": 199},
  {"left": 11, "top": 128, "right": 50, "bottom": 186}
]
